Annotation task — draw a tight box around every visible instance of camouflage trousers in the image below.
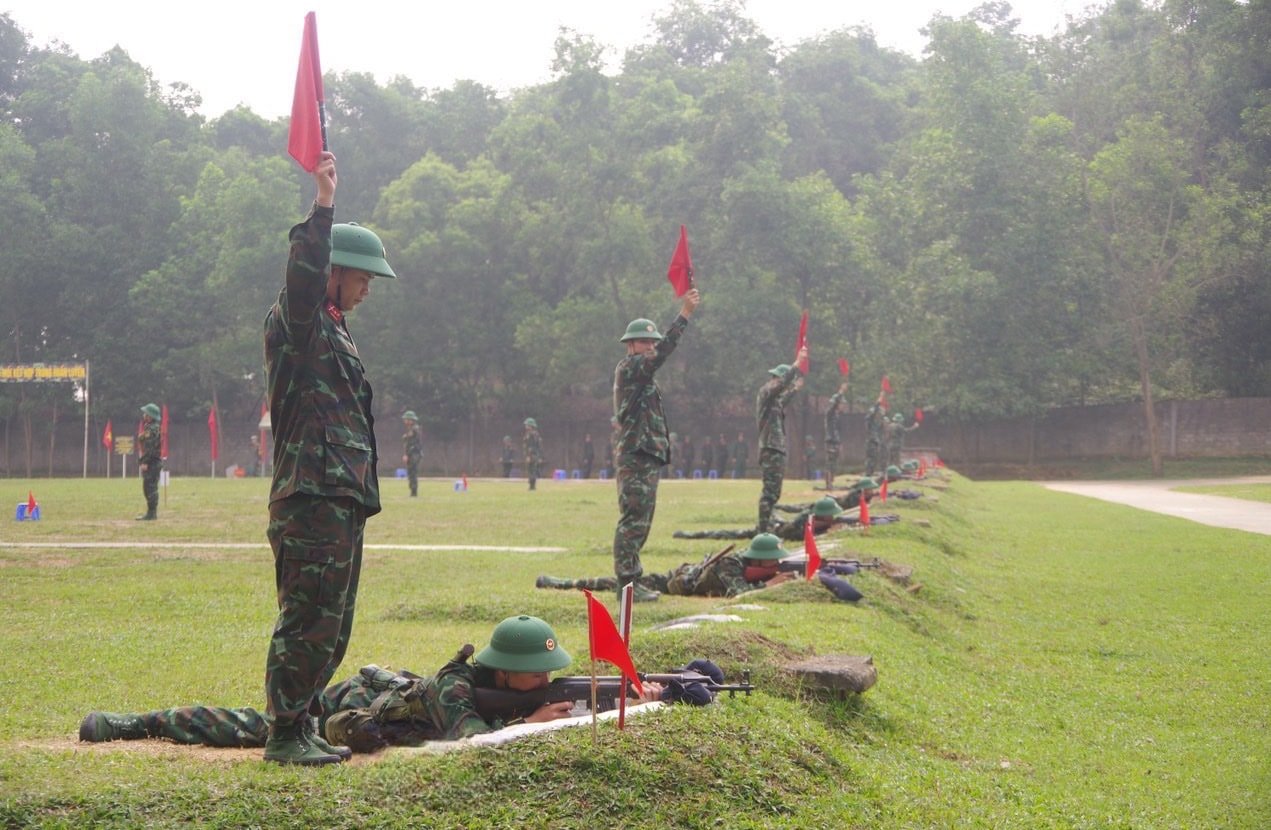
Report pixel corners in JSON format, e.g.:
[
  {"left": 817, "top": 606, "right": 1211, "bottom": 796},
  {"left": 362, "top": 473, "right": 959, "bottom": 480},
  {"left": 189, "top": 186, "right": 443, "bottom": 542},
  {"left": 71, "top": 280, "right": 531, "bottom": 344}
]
[
  {"left": 526, "top": 459, "right": 541, "bottom": 489},
  {"left": 865, "top": 438, "right": 883, "bottom": 476},
  {"left": 265, "top": 494, "right": 365, "bottom": 730},
  {"left": 406, "top": 458, "right": 419, "bottom": 496},
  {"left": 824, "top": 442, "right": 840, "bottom": 485},
  {"left": 613, "top": 451, "right": 662, "bottom": 583},
  {"left": 141, "top": 464, "right": 161, "bottom": 512},
  {"left": 757, "top": 448, "right": 786, "bottom": 532}
]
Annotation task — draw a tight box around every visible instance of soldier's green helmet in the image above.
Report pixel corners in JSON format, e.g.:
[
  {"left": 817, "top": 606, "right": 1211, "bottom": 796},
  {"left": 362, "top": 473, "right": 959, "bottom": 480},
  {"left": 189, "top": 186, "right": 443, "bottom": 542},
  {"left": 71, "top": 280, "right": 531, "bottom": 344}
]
[
  {"left": 140, "top": 403, "right": 160, "bottom": 420},
  {"left": 892, "top": 413, "right": 904, "bottom": 423},
  {"left": 812, "top": 497, "right": 843, "bottom": 519},
  {"left": 852, "top": 476, "right": 879, "bottom": 491},
  {"left": 886, "top": 465, "right": 903, "bottom": 478},
  {"left": 768, "top": 364, "right": 791, "bottom": 378},
  {"left": 620, "top": 318, "right": 663, "bottom": 342},
  {"left": 740, "top": 532, "right": 790, "bottom": 562},
  {"left": 331, "top": 223, "right": 397, "bottom": 278},
  {"left": 902, "top": 460, "right": 919, "bottom": 471},
  {"left": 524, "top": 417, "right": 537, "bottom": 428},
  {"left": 402, "top": 410, "right": 418, "bottom": 422},
  {"left": 475, "top": 615, "right": 573, "bottom": 673}
]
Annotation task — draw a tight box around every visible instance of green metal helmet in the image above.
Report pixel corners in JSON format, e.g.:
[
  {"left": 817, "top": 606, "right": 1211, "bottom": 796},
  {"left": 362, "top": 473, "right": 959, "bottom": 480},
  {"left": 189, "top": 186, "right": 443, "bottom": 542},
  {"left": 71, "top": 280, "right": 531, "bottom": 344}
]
[
  {"left": 886, "top": 465, "right": 903, "bottom": 478},
  {"left": 331, "top": 223, "right": 397, "bottom": 278},
  {"left": 140, "top": 403, "right": 161, "bottom": 420},
  {"left": 402, "top": 410, "right": 418, "bottom": 422},
  {"left": 523, "top": 417, "right": 537, "bottom": 428},
  {"left": 620, "top": 318, "right": 663, "bottom": 342},
  {"left": 740, "top": 532, "right": 790, "bottom": 562},
  {"left": 475, "top": 615, "right": 572, "bottom": 673},
  {"left": 852, "top": 476, "right": 879, "bottom": 491},
  {"left": 768, "top": 364, "right": 791, "bottom": 378},
  {"left": 892, "top": 413, "right": 904, "bottom": 423},
  {"left": 902, "top": 460, "right": 919, "bottom": 471},
  {"left": 812, "top": 497, "right": 843, "bottom": 519}
]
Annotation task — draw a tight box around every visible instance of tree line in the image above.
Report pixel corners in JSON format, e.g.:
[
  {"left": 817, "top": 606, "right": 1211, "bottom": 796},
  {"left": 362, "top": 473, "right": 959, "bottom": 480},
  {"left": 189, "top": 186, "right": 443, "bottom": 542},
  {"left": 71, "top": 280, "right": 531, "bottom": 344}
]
[{"left": 1, "top": 0, "right": 1266, "bottom": 476}]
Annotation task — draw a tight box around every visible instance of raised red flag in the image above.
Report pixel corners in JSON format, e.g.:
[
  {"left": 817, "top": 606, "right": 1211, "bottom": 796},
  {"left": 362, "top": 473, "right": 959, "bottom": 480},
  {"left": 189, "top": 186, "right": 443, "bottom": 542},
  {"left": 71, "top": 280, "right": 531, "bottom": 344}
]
[
  {"left": 160, "top": 404, "right": 169, "bottom": 459},
  {"left": 666, "top": 225, "right": 693, "bottom": 297},
  {"left": 803, "top": 519, "right": 821, "bottom": 581},
  {"left": 859, "top": 491, "right": 871, "bottom": 527},
  {"left": 880, "top": 375, "right": 892, "bottom": 394},
  {"left": 208, "top": 407, "right": 219, "bottom": 462},
  {"left": 914, "top": 407, "right": 924, "bottom": 424},
  {"left": 583, "top": 590, "right": 643, "bottom": 696},
  {"left": 102, "top": 420, "right": 113, "bottom": 451},
  {"left": 837, "top": 357, "right": 850, "bottom": 377},
  {"left": 27, "top": 491, "right": 36, "bottom": 514},
  {"left": 795, "top": 309, "right": 809, "bottom": 373},
  {"left": 288, "top": 12, "right": 327, "bottom": 172}
]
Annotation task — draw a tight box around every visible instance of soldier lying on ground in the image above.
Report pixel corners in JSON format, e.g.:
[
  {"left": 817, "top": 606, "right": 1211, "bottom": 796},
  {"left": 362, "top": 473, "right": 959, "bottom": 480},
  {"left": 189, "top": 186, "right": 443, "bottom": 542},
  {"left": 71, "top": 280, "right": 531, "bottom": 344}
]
[
  {"left": 78, "top": 615, "right": 664, "bottom": 759},
  {"left": 779, "top": 477, "right": 878, "bottom": 515},
  {"left": 538, "top": 532, "right": 802, "bottom": 598}
]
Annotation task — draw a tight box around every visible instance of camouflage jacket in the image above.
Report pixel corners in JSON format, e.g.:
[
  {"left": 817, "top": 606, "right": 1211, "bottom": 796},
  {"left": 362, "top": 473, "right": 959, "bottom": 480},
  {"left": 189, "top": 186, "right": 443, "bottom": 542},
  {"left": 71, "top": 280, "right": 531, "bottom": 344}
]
[
  {"left": 264, "top": 203, "right": 380, "bottom": 515},
  {"left": 824, "top": 392, "right": 847, "bottom": 444},
  {"left": 668, "top": 551, "right": 761, "bottom": 598},
  {"left": 137, "top": 421, "right": 161, "bottom": 465},
  {"left": 612, "top": 314, "right": 689, "bottom": 464},
  {"left": 755, "top": 365, "right": 804, "bottom": 453},
  {"left": 865, "top": 404, "right": 887, "bottom": 445},
  {"left": 523, "top": 427, "right": 542, "bottom": 462},
  {"left": 403, "top": 425, "right": 422, "bottom": 461}
]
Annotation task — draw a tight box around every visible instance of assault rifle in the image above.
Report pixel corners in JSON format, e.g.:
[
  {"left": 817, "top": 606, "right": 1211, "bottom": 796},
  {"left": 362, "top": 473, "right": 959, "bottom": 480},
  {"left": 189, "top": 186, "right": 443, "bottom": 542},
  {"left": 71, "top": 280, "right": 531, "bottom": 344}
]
[
  {"left": 473, "top": 670, "right": 755, "bottom": 722},
  {"left": 778, "top": 556, "right": 883, "bottom": 577}
]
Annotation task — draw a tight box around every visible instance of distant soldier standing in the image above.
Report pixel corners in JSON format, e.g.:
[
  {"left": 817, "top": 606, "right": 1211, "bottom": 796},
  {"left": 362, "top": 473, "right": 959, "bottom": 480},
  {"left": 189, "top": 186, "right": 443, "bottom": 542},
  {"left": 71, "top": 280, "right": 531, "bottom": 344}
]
[
  {"left": 612, "top": 288, "right": 701, "bottom": 602},
  {"left": 580, "top": 433, "right": 595, "bottom": 479},
  {"left": 401, "top": 411, "right": 422, "bottom": 497},
  {"left": 136, "top": 403, "right": 162, "bottom": 521},
  {"left": 500, "top": 435, "right": 515, "bottom": 478},
  {"left": 887, "top": 412, "right": 920, "bottom": 467},
  {"left": 864, "top": 397, "right": 888, "bottom": 477},
  {"left": 262, "top": 151, "right": 397, "bottom": 766},
  {"left": 522, "top": 418, "right": 542, "bottom": 490},
  {"left": 755, "top": 347, "right": 807, "bottom": 532},
  {"left": 731, "top": 431, "right": 748, "bottom": 478},
  {"left": 823, "top": 382, "right": 848, "bottom": 488}
]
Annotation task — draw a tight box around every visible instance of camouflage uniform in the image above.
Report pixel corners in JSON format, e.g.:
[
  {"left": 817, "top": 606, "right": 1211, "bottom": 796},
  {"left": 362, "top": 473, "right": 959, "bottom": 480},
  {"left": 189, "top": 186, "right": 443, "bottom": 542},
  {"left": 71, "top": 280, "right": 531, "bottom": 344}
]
[
  {"left": 864, "top": 402, "right": 887, "bottom": 476},
  {"left": 263, "top": 203, "right": 381, "bottom": 734},
  {"left": 137, "top": 419, "right": 161, "bottom": 516},
  {"left": 543, "top": 550, "right": 762, "bottom": 598},
  {"left": 500, "top": 438, "right": 515, "bottom": 478},
  {"left": 731, "top": 436, "right": 748, "bottom": 478},
  {"left": 403, "top": 422, "right": 422, "bottom": 496},
  {"left": 523, "top": 425, "right": 542, "bottom": 490},
  {"left": 755, "top": 366, "right": 803, "bottom": 531},
  {"left": 581, "top": 436, "right": 595, "bottom": 479},
  {"left": 823, "top": 391, "right": 847, "bottom": 485},
  {"left": 887, "top": 418, "right": 919, "bottom": 467},
  {"left": 674, "top": 508, "right": 833, "bottom": 543},
  {"left": 612, "top": 314, "right": 690, "bottom": 585}
]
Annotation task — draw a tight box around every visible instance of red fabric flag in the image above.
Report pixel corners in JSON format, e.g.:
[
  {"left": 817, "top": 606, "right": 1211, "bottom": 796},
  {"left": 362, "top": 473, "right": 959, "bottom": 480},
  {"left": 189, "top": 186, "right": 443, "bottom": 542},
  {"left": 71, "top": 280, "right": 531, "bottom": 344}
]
[
  {"left": 208, "top": 407, "right": 219, "bottom": 462},
  {"left": 914, "top": 407, "right": 924, "bottom": 424},
  {"left": 859, "top": 492, "right": 871, "bottom": 527},
  {"left": 462, "top": 474, "right": 469, "bottom": 491},
  {"left": 918, "top": 458, "right": 927, "bottom": 478},
  {"left": 880, "top": 477, "right": 888, "bottom": 502},
  {"left": 102, "top": 420, "right": 113, "bottom": 451},
  {"left": 27, "top": 491, "right": 36, "bottom": 513},
  {"left": 880, "top": 375, "right": 892, "bottom": 394},
  {"left": 160, "top": 404, "right": 170, "bottom": 459},
  {"left": 837, "top": 357, "right": 850, "bottom": 377},
  {"left": 584, "top": 590, "right": 644, "bottom": 696},
  {"left": 288, "top": 12, "right": 326, "bottom": 172},
  {"left": 795, "top": 309, "right": 809, "bottom": 373},
  {"left": 804, "top": 519, "right": 821, "bottom": 581},
  {"left": 666, "top": 225, "right": 693, "bottom": 297}
]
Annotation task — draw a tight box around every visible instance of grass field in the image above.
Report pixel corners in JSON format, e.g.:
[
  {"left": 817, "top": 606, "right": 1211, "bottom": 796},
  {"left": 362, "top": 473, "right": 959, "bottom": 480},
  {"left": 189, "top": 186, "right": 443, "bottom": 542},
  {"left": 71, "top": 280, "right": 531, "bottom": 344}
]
[{"left": 2, "top": 470, "right": 1269, "bottom": 828}]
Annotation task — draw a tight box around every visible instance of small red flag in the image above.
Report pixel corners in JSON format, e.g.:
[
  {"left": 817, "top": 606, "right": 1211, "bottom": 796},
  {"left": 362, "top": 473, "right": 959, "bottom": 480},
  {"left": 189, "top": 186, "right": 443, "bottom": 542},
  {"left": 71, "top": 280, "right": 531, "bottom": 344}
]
[
  {"left": 666, "top": 225, "right": 693, "bottom": 297},
  {"left": 880, "top": 376, "right": 892, "bottom": 394},
  {"left": 837, "top": 357, "right": 850, "bottom": 377},
  {"left": 584, "top": 590, "right": 644, "bottom": 696},
  {"left": 859, "top": 492, "right": 871, "bottom": 527},
  {"left": 795, "top": 309, "right": 809, "bottom": 373},
  {"left": 27, "top": 491, "right": 36, "bottom": 513},
  {"left": 914, "top": 407, "right": 924, "bottom": 424},
  {"left": 288, "top": 12, "right": 327, "bottom": 172},
  {"left": 102, "top": 420, "right": 113, "bottom": 451},
  {"left": 462, "top": 474, "right": 469, "bottom": 491},
  {"left": 880, "top": 477, "right": 888, "bottom": 502},
  {"left": 160, "top": 404, "right": 170, "bottom": 459},
  {"left": 804, "top": 518, "right": 821, "bottom": 581},
  {"left": 208, "top": 407, "right": 219, "bottom": 462}
]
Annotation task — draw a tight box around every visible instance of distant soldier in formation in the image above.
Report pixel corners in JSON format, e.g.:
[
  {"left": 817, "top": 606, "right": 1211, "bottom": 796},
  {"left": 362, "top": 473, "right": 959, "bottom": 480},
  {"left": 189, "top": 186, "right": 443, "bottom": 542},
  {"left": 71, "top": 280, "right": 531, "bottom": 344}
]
[
  {"left": 886, "top": 412, "right": 920, "bottom": 468},
  {"left": 823, "top": 382, "right": 848, "bottom": 488},
  {"left": 136, "top": 402, "right": 162, "bottom": 521},
  {"left": 731, "top": 431, "right": 748, "bottom": 479},
  {"left": 864, "top": 396, "right": 888, "bottom": 477},
  {"left": 803, "top": 435, "right": 817, "bottom": 480},
  {"left": 700, "top": 438, "right": 714, "bottom": 478},
  {"left": 715, "top": 434, "right": 730, "bottom": 478},
  {"left": 681, "top": 435, "right": 696, "bottom": 476},
  {"left": 401, "top": 411, "right": 422, "bottom": 497},
  {"left": 522, "top": 418, "right": 542, "bottom": 490},
  {"left": 754, "top": 347, "right": 807, "bottom": 532},
  {"left": 500, "top": 435, "right": 515, "bottom": 478},
  {"left": 580, "top": 433, "right": 595, "bottom": 479}
]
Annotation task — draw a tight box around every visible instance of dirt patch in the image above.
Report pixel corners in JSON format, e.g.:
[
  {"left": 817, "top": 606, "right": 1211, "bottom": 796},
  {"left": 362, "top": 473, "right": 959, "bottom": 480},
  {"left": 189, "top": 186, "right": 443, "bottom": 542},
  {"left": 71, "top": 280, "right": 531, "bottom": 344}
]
[{"left": 19, "top": 736, "right": 388, "bottom": 766}]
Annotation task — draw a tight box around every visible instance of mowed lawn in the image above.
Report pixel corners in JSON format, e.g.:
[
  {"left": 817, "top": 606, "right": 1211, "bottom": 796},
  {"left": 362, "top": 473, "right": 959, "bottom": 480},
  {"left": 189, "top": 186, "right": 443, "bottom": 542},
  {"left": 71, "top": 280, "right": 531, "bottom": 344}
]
[{"left": 1, "top": 471, "right": 1269, "bottom": 828}]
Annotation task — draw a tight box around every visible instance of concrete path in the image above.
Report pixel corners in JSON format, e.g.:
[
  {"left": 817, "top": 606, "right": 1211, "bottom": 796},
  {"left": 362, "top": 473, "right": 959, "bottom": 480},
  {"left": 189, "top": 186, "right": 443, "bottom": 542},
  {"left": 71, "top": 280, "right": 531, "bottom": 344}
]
[{"left": 1041, "top": 476, "right": 1271, "bottom": 536}]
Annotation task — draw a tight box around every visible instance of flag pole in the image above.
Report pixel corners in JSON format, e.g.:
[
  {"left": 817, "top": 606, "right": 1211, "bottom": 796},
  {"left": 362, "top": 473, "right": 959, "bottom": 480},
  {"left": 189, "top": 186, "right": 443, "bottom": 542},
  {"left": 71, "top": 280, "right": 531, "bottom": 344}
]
[
  {"left": 617, "top": 583, "right": 633, "bottom": 730},
  {"left": 590, "top": 657, "right": 598, "bottom": 746}
]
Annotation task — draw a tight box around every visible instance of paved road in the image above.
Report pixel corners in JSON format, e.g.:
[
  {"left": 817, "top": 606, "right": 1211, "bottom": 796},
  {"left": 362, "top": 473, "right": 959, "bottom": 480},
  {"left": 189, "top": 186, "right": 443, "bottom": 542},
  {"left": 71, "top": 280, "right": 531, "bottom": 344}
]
[{"left": 1042, "top": 476, "right": 1271, "bottom": 536}]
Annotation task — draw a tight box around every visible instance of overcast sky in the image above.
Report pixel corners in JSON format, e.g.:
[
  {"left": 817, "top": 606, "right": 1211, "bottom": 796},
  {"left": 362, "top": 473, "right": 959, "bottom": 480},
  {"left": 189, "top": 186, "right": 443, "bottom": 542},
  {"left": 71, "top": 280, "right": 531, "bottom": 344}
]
[{"left": 3, "top": 0, "right": 1092, "bottom": 119}]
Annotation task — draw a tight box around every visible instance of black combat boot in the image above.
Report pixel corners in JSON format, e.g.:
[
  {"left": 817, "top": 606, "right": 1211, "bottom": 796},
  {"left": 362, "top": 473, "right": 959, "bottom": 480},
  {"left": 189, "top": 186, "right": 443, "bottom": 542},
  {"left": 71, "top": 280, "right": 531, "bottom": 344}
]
[
  {"left": 79, "top": 711, "right": 151, "bottom": 742},
  {"left": 263, "top": 721, "right": 341, "bottom": 766}
]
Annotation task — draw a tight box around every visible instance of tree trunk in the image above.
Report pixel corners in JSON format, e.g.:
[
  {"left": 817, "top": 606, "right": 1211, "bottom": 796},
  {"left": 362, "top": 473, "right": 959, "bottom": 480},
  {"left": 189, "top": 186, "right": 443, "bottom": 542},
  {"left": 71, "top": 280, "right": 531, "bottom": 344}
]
[{"left": 1130, "top": 315, "right": 1163, "bottom": 476}]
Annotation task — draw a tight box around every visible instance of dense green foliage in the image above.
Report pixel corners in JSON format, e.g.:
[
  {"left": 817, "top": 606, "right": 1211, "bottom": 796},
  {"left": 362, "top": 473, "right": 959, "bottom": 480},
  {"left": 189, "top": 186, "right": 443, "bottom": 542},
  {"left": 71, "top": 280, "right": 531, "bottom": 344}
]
[
  {"left": 1, "top": 471, "right": 1269, "bottom": 827},
  {"left": 1, "top": 0, "right": 1267, "bottom": 445}
]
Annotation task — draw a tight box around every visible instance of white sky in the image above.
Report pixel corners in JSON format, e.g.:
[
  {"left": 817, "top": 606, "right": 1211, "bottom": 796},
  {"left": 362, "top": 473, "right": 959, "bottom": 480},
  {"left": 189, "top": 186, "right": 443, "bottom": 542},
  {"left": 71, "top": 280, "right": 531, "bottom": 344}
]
[{"left": 2, "top": 0, "right": 1093, "bottom": 119}]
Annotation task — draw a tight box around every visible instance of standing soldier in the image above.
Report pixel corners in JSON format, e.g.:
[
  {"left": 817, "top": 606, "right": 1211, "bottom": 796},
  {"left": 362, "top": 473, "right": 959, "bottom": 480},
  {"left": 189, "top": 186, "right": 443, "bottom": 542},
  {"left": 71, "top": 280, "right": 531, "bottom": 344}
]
[
  {"left": 755, "top": 347, "right": 807, "bottom": 532},
  {"left": 731, "top": 431, "right": 748, "bottom": 479},
  {"left": 611, "top": 288, "right": 701, "bottom": 602},
  {"left": 803, "top": 435, "right": 817, "bottom": 480},
  {"left": 401, "top": 411, "right": 422, "bottom": 497},
  {"left": 522, "top": 418, "right": 542, "bottom": 490},
  {"left": 700, "top": 437, "right": 714, "bottom": 478},
  {"left": 864, "top": 397, "right": 888, "bottom": 477},
  {"left": 887, "top": 412, "right": 920, "bottom": 467},
  {"left": 262, "top": 151, "right": 397, "bottom": 766},
  {"left": 715, "top": 434, "right": 730, "bottom": 479},
  {"left": 580, "top": 433, "right": 596, "bottom": 479},
  {"left": 500, "top": 436, "right": 515, "bottom": 478},
  {"left": 823, "top": 382, "right": 848, "bottom": 488},
  {"left": 681, "top": 435, "right": 696, "bottom": 476},
  {"left": 136, "top": 403, "right": 162, "bottom": 520}
]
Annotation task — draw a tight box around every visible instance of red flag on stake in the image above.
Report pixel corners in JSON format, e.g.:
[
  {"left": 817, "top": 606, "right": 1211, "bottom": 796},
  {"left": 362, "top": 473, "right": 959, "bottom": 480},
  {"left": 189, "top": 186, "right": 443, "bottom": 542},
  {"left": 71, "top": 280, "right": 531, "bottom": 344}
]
[
  {"left": 27, "top": 491, "right": 36, "bottom": 514},
  {"left": 837, "top": 357, "right": 850, "bottom": 377},
  {"left": 795, "top": 309, "right": 809, "bottom": 373},
  {"left": 583, "top": 590, "right": 643, "bottom": 696},
  {"left": 880, "top": 376, "right": 892, "bottom": 394},
  {"left": 804, "top": 519, "right": 822, "bottom": 581},
  {"left": 859, "top": 491, "right": 871, "bottom": 529},
  {"left": 160, "top": 404, "right": 169, "bottom": 459},
  {"left": 880, "top": 477, "right": 888, "bottom": 503},
  {"left": 914, "top": 407, "right": 924, "bottom": 424},
  {"left": 102, "top": 420, "right": 113, "bottom": 450},
  {"left": 207, "top": 407, "right": 219, "bottom": 462},
  {"left": 666, "top": 225, "right": 694, "bottom": 297},
  {"left": 288, "top": 12, "right": 327, "bottom": 172}
]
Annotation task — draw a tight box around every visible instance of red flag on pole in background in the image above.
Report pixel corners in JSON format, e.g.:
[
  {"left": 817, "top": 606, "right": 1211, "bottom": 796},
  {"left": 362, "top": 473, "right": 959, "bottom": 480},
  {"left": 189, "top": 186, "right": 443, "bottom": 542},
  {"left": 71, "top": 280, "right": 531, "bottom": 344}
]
[
  {"left": 666, "top": 225, "right": 694, "bottom": 297},
  {"left": 208, "top": 407, "right": 219, "bottom": 462},
  {"left": 859, "top": 491, "right": 871, "bottom": 528},
  {"left": 288, "top": 12, "right": 327, "bottom": 172},
  {"left": 914, "top": 407, "right": 924, "bottom": 424},
  {"left": 880, "top": 477, "right": 888, "bottom": 503},
  {"left": 160, "top": 404, "right": 169, "bottom": 459},
  {"left": 795, "top": 309, "right": 809, "bottom": 373},
  {"left": 804, "top": 519, "right": 822, "bottom": 581},
  {"left": 880, "top": 375, "right": 892, "bottom": 394},
  {"left": 102, "top": 420, "right": 113, "bottom": 450},
  {"left": 583, "top": 590, "right": 644, "bottom": 696},
  {"left": 837, "top": 357, "right": 850, "bottom": 377}
]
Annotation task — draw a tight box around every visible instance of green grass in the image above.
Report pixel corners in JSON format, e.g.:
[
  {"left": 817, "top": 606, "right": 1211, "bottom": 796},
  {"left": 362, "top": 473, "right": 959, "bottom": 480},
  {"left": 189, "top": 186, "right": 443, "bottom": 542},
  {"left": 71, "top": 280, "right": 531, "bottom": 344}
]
[
  {"left": 963, "top": 455, "right": 1271, "bottom": 481},
  {"left": 2, "top": 472, "right": 1270, "bottom": 828},
  {"left": 1174, "top": 482, "right": 1271, "bottom": 503}
]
